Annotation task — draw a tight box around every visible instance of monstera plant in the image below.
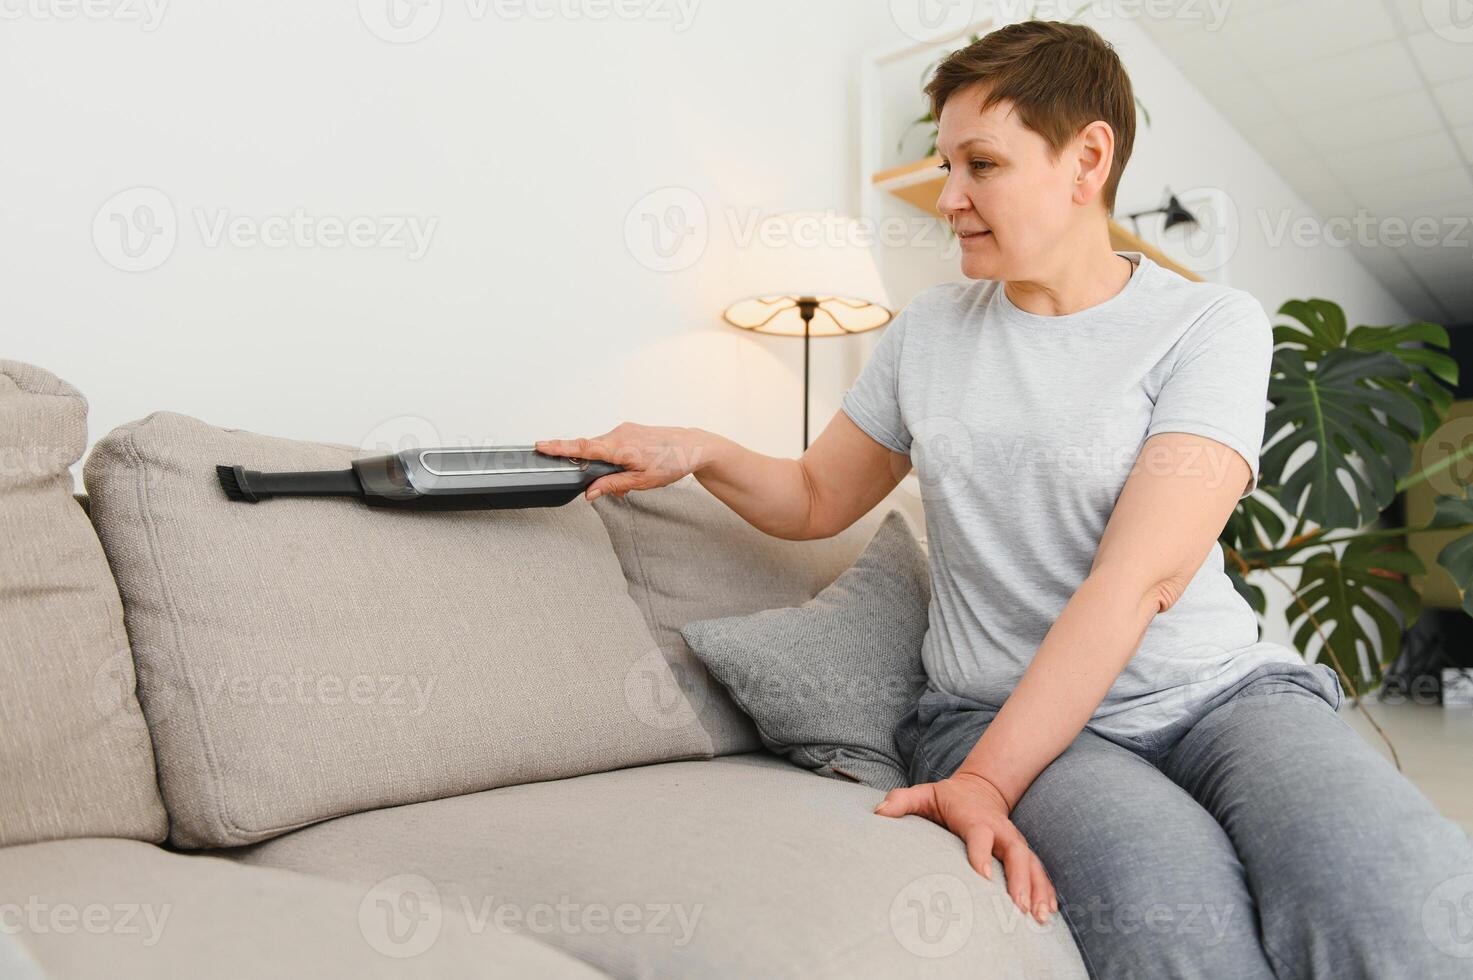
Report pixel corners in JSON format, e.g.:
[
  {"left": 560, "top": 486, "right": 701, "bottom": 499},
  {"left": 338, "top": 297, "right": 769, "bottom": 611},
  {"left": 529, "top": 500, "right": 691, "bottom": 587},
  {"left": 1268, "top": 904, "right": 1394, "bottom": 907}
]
[{"left": 1220, "top": 299, "right": 1473, "bottom": 732}]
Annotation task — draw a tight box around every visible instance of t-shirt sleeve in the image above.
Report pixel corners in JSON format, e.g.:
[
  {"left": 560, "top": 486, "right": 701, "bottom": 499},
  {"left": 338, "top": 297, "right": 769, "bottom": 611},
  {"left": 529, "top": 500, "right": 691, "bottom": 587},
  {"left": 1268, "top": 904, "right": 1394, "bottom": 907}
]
[
  {"left": 1143, "top": 294, "right": 1273, "bottom": 499},
  {"left": 840, "top": 301, "right": 911, "bottom": 456}
]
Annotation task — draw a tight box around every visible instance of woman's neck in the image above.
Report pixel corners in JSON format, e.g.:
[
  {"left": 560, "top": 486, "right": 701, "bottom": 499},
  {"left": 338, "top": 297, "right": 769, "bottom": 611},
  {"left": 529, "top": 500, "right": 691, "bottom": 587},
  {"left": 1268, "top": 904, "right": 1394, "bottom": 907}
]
[{"left": 1003, "top": 244, "right": 1135, "bottom": 318}]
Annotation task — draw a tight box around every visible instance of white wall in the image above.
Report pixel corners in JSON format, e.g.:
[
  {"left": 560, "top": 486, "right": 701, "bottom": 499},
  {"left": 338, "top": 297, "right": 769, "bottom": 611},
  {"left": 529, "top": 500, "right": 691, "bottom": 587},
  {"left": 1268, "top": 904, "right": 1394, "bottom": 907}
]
[
  {"left": 4, "top": 3, "right": 1408, "bottom": 461},
  {"left": 2, "top": 2, "right": 1401, "bottom": 664},
  {"left": 1, "top": 0, "right": 906, "bottom": 470}
]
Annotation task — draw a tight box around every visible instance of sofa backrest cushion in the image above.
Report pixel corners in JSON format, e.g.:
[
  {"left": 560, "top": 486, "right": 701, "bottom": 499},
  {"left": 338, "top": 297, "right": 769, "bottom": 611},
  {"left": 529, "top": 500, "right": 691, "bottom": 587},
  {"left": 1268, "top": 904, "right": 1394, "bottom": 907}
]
[
  {"left": 0, "top": 360, "right": 167, "bottom": 847},
  {"left": 592, "top": 475, "right": 889, "bottom": 755},
  {"left": 82, "top": 411, "right": 712, "bottom": 849}
]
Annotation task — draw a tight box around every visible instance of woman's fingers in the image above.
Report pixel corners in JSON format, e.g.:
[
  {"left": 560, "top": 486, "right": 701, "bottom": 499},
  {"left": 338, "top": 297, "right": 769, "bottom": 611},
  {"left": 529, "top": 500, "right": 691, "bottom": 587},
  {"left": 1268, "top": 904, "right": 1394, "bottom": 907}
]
[
  {"left": 872, "top": 785, "right": 936, "bottom": 822},
  {"left": 963, "top": 827, "right": 995, "bottom": 881},
  {"left": 997, "top": 834, "right": 1033, "bottom": 917},
  {"left": 535, "top": 436, "right": 609, "bottom": 461},
  {"left": 872, "top": 777, "right": 1057, "bottom": 923},
  {"left": 1030, "top": 855, "right": 1057, "bottom": 920}
]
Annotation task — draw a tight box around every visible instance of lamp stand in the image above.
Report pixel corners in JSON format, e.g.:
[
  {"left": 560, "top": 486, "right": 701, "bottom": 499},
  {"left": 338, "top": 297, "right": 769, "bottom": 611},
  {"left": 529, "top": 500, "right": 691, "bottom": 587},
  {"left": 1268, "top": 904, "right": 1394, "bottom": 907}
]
[{"left": 797, "top": 297, "right": 818, "bottom": 452}]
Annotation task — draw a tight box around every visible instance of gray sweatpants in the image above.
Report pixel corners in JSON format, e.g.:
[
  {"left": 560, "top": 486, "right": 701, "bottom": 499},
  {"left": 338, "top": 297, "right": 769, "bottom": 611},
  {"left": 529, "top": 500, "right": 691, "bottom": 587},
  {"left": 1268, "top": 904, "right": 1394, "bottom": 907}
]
[{"left": 893, "top": 660, "right": 1473, "bottom": 978}]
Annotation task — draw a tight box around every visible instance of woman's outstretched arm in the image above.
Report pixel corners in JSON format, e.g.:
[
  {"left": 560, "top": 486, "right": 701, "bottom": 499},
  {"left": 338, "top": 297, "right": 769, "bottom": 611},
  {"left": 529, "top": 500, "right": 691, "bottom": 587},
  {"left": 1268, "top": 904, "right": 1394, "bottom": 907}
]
[{"left": 874, "top": 430, "right": 1255, "bottom": 921}]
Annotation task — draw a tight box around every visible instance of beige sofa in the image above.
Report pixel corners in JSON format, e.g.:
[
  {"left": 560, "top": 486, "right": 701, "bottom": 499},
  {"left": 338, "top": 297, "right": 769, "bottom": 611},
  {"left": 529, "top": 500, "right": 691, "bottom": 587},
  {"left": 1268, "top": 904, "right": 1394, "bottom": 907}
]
[{"left": 0, "top": 359, "right": 1088, "bottom": 978}]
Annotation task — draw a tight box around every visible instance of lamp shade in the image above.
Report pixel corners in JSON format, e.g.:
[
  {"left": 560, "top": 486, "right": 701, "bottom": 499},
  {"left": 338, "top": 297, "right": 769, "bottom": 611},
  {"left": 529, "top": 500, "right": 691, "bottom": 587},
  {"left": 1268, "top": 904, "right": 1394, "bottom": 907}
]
[{"left": 722, "top": 211, "right": 893, "bottom": 337}]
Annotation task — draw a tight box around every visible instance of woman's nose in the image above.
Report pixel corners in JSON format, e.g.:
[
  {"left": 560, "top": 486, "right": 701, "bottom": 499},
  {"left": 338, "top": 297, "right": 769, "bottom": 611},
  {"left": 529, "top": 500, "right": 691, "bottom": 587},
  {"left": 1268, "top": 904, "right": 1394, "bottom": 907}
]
[{"left": 936, "top": 172, "right": 970, "bottom": 218}]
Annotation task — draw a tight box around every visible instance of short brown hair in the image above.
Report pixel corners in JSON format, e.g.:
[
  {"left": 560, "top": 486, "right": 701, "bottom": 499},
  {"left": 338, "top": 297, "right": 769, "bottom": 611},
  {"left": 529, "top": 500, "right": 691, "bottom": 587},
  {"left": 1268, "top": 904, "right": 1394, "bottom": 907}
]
[{"left": 924, "top": 20, "right": 1136, "bottom": 216}]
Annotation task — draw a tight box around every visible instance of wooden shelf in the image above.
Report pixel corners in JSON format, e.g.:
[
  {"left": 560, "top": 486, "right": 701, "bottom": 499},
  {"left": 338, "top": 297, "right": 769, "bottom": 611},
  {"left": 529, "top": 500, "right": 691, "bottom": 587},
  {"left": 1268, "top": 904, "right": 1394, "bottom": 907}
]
[{"left": 872, "top": 155, "right": 1203, "bottom": 283}]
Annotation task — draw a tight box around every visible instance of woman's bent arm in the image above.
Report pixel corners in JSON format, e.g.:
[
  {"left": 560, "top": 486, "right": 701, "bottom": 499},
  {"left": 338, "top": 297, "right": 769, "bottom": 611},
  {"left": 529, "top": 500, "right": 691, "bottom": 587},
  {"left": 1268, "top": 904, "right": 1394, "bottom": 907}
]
[
  {"left": 536, "top": 410, "right": 910, "bottom": 542},
  {"left": 691, "top": 430, "right": 818, "bottom": 541},
  {"left": 950, "top": 431, "right": 1254, "bottom": 810},
  {"left": 874, "top": 431, "right": 1254, "bottom": 920},
  {"left": 696, "top": 409, "right": 912, "bottom": 542}
]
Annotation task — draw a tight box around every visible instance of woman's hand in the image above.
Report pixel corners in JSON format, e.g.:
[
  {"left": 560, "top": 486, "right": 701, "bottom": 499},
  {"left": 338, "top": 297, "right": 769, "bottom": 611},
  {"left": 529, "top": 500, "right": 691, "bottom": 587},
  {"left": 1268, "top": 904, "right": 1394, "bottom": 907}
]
[
  {"left": 874, "top": 771, "right": 1058, "bottom": 924},
  {"left": 535, "top": 423, "right": 709, "bottom": 501}
]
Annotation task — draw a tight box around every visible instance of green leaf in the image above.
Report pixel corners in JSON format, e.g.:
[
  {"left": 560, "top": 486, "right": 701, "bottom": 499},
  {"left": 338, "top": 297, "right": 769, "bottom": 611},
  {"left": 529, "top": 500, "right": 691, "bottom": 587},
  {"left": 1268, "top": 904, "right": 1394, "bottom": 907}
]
[
  {"left": 1222, "top": 494, "right": 1287, "bottom": 552},
  {"left": 1347, "top": 321, "right": 1459, "bottom": 440},
  {"left": 1273, "top": 298, "right": 1348, "bottom": 356},
  {"left": 1261, "top": 348, "right": 1419, "bottom": 528},
  {"left": 1429, "top": 494, "right": 1473, "bottom": 616},
  {"left": 1225, "top": 562, "right": 1267, "bottom": 618},
  {"left": 1348, "top": 322, "right": 1458, "bottom": 385},
  {"left": 1289, "top": 538, "right": 1425, "bottom": 694},
  {"left": 896, "top": 111, "right": 937, "bottom": 155}
]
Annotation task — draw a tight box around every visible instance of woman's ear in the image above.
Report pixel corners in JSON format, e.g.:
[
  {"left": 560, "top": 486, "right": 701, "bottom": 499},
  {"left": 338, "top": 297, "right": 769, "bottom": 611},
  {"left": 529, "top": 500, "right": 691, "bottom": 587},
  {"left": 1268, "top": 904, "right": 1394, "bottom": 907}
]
[{"left": 1070, "top": 120, "right": 1115, "bottom": 207}]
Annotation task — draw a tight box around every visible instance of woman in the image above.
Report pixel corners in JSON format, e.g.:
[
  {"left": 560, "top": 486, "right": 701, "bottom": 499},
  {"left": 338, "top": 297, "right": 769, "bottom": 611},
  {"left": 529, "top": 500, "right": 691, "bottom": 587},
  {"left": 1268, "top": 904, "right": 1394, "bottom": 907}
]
[{"left": 537, "top": 20, "right": 1473, "bottom": 979}]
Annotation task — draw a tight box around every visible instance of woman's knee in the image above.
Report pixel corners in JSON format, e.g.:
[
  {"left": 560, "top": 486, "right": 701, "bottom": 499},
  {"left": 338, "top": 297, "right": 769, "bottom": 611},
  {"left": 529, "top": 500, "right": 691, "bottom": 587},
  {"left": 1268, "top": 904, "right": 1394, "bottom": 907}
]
[
  {"left": 1008, "top": 729, "right": 1277, "bottom": 979},
  {"left": 1168, "top": 692, "right": 1473, "bottom": 976}
]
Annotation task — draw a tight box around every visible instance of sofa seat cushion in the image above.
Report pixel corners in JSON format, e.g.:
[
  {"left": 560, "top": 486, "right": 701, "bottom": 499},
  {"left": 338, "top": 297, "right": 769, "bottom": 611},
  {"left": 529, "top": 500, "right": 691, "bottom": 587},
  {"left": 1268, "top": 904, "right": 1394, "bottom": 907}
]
[
  {"left": 228, "top": 753, "right": 1088, "bottom": 978},
  {"left": 592, "top": 475, "right": 890, "bottom": 755},
  {"left": 81, "top": 411, "right": 712, "bottom": 849},
  {"left": 0, "top": 360, "right": 166, "bottom": 847},
  {"left": 0, "top": 838, "right": 605, "bottom": 978}
]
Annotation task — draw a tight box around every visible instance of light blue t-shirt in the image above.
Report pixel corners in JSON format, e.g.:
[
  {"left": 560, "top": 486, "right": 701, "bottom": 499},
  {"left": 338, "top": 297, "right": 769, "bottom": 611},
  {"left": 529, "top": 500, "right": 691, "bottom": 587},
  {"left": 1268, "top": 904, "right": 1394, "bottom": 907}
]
[{"left": 841, "top": 250, "right": 1302, "bottom": 740}]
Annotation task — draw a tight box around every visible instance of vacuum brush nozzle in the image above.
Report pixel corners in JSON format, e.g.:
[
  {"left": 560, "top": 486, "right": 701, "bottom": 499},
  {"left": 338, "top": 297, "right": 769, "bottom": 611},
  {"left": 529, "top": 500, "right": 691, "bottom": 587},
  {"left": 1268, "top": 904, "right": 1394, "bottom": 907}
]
[{"left": 216, "top": 464, "right": 363, "bottom": 503}]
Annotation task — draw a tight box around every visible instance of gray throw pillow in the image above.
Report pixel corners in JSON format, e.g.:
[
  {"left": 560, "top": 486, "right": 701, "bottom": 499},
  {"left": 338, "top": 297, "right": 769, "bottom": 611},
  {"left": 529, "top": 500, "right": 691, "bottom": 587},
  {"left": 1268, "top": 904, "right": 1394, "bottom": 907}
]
[{"left": 678, "top": 509, "right": 930, "bottom": 791}]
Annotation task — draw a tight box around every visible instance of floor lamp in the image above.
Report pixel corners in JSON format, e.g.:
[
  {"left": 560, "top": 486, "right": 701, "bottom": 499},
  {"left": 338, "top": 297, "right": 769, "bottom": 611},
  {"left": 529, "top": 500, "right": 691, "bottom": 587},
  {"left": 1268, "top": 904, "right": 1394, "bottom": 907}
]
[{"left": 721, "top": 211, "right": 893, "bottom": 451}]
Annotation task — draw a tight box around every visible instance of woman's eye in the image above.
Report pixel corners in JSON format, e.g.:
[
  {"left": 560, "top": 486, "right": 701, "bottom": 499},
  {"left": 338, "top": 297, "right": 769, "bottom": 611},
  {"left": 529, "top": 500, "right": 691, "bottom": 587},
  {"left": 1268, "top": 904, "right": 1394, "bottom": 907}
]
[{"left": 937, "top": 160, "right": 991, "bottom": 174}]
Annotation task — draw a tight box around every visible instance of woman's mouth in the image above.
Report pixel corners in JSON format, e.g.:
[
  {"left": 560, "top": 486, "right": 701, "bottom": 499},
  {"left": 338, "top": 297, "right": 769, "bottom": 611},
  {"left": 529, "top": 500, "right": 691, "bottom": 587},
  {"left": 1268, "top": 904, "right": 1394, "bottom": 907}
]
[{"left": 959, "top": 229, "right": 992, "bottom": 243}]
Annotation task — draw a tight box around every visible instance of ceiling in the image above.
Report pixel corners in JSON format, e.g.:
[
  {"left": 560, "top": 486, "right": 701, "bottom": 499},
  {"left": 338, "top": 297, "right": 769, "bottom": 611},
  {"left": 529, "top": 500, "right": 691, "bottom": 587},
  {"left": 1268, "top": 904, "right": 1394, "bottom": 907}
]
[{"left": 1138, "top": 0, "right": 1473, "bottom": 326}]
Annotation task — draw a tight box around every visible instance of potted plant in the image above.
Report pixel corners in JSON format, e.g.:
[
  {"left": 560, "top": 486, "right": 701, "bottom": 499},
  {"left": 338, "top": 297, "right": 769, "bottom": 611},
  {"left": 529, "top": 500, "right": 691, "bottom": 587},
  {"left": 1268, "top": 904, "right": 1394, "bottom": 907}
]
[{"left": 1222, "top": 298, "right": 1472, "bottom": 762}]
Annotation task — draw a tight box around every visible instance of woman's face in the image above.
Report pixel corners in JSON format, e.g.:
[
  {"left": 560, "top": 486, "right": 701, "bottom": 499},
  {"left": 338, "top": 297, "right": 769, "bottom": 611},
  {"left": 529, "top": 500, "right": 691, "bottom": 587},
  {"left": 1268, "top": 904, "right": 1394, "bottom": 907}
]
[{"left": 935, "top": 82, "right": 1101, "bottom": 281}]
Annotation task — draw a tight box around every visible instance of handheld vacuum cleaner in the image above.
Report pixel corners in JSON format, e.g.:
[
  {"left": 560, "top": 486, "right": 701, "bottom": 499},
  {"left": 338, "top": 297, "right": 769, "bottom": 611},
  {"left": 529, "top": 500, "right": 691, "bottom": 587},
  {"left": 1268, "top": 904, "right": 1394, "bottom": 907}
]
[{"left": 216, "top": 446, "right": 625, "bottom": 511}]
